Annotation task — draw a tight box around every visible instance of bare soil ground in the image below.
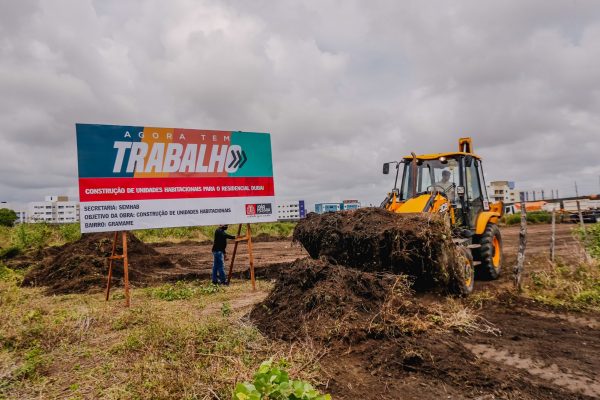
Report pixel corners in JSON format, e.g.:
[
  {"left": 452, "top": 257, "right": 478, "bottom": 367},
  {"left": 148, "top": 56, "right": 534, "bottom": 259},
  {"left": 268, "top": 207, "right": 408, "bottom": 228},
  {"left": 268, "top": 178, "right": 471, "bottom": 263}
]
[
  {"left": 8, "top": 222, "right": 598, "bottom": 399},
  {"left": 151, "top": 239, "right": 308, "bottom": 281},
  {"left": 319, "top": 223, "right": 600, "bottom": 400},
  {"left": 150, "top": 222, "right": 599, "bottom": 400},
  {"left": 150, "top": 222, "right": 579, "bottom": 283}
]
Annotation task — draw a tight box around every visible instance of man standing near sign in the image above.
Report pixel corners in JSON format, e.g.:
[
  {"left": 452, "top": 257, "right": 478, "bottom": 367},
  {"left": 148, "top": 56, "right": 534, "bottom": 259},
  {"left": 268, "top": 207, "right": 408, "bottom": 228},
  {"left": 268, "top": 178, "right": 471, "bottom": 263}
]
[{"left": 212, "top": 225, "right": 236, "bottom": 285}]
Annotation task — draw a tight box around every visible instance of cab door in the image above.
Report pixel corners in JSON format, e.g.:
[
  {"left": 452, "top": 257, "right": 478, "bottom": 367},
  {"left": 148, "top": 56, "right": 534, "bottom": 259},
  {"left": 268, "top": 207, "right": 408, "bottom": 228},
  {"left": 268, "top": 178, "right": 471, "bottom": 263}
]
[{"left": 465, "top": 157, "right": 485, "bottom": 230}]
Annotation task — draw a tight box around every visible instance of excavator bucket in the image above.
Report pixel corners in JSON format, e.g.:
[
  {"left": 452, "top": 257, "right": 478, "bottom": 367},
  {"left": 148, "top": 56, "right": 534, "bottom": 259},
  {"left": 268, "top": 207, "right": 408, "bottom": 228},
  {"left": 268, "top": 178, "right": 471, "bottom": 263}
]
[{"left": 293, "top": 207, "right": 468, "bottom": 293}]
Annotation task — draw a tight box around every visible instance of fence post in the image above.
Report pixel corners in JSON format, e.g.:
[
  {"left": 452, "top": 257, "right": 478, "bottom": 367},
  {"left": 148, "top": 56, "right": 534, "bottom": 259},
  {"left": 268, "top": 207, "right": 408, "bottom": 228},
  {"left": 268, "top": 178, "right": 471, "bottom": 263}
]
[
  {"left": 550, "top": 210, "right": 556, "bottom": 262},
  {"left": 576, "top": 201, "right": 592, "bottom": 263},
  {"left": 514, "top": 194, "right": 527, "bottom": 292},
  {"left": 577, "top": 200, "right": 587, "bottom": 240}
]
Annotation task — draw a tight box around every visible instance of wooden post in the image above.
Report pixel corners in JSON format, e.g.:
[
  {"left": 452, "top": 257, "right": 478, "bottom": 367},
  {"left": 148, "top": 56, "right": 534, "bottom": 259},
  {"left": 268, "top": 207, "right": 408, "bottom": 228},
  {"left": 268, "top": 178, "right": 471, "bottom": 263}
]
[
  {"left": 514, "top": 194, "right": 527, "bottom": 292},
  {"left": 550, "top": 210, "right": 556, "bottom": 262},
  {"left": 577, "top": 200, "right": 587, "bottom": 241},
  {"left": 227, "top": 224, "right": 243, "bottom": 283},
  {"left": 226, "top": 224, "right": 256, "bottom": 290},
  {"left": 576, "top": 201, "right": 592, "bottom": 263},
  {"left": 122, "top": 231, "right": 130, "bottom": 307},
  {"left": 105, "top": 231, "right": 119, "bottom": 301},
  {"left": 104, "top": 231, "right": 130, "bottom": 307},
  {"left": 247, "top": 223, "right": 256, "bottom": 291}
]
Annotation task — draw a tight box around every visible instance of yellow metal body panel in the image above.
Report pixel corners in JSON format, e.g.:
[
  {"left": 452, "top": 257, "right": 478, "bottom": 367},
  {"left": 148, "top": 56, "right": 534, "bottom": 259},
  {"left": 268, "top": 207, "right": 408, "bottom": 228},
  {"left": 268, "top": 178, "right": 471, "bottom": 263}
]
[
  {"left": 394, "top": 194, "right": 430, "bottom": 212},
  {"left": 475, "top": 212, "right": 500, "bottom": 234},
  {"left": 402, "top": 151, "right": 482, "bottom": 161},
  {"left": 386, "top": 193, "right": 456, "bottom": 224}
]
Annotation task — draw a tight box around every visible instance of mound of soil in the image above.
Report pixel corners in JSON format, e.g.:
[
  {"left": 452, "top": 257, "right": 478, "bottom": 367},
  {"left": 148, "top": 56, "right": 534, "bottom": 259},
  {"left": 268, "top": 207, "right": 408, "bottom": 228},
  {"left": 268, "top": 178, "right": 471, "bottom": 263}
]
[
  {"left": 251, "top": 258, "right": 418, "bottom": 342},
  {"left": 251, "top": 259, "right": 594, "bottom": 399},
  {"left": 293, "top": 208, "right": 463, "bottom": 290},
  {"left": 22, "top": 233, "right": 174, "bottom": 294}
]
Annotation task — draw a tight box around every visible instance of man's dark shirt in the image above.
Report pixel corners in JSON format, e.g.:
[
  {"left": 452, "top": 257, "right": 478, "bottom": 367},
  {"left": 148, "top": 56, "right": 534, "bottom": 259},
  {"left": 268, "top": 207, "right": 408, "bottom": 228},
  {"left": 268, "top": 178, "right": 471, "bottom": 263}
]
[{"left": 212, "top": 227, "right": 235, "bottom": 252}]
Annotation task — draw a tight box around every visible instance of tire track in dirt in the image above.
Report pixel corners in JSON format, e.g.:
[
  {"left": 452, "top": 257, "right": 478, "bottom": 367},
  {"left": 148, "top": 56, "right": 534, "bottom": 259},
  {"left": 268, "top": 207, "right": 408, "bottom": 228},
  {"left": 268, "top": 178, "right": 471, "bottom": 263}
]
[
  {"left": 466, "top": 343, "right": 600, "bottom": 398},
  {"left": 520, "top": 309, "right": 600, "bottom": 329}
]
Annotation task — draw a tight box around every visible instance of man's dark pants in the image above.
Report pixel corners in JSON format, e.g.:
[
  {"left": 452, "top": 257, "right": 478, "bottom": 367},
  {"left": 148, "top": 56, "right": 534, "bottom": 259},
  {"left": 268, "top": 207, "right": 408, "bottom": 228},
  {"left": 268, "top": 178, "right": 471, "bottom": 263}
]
[{"left": 212, "top": 251, "right": 227, "bottom": 284}]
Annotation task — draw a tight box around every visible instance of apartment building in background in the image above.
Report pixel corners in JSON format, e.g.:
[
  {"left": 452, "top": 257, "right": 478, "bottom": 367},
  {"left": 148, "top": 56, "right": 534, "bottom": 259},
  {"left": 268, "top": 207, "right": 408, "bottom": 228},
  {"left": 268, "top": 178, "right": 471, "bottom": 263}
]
[
  {"left": 277, "top": 200, "right": 306, "bottom": 221},
  {"left": 29, "top": 196, "right": 80, "bottom": 223},
  {"left": 315, "top": 200, "right": 361, "bottom": 214},
  {"left": 486, "top": 181, "right": 519, "bottom": 204}
]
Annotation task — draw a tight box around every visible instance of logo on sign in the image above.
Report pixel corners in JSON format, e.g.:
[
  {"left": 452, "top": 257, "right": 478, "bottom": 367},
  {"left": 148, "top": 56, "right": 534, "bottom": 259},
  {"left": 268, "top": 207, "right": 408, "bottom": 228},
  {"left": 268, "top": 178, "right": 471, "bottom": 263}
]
[{"left": 245, "top": 203, "right": 272, "bottom": 216}]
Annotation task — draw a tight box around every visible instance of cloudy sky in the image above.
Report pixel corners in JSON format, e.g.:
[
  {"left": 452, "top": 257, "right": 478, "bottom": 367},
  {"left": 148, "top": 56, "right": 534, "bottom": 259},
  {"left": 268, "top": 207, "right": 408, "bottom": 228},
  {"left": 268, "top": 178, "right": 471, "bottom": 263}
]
[{"left": 1, "top": 0, "right": 599, "bottom": 208}]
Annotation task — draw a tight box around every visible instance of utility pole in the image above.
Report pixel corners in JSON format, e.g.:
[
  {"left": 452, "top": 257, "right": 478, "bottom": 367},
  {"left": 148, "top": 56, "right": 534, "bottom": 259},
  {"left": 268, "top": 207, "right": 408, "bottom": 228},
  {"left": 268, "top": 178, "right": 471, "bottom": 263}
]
[
  {"left": 556, "top": 189, "right": 559, "bottom": 199},
  {"left": 542, "top": 189, "right": 545, "bottom": 200},
  {"left": 533, "top": 191, "right": 536, "bottom": 201},
  {"left": 575, "top": 181, "right": 579, "bottom": 198}
]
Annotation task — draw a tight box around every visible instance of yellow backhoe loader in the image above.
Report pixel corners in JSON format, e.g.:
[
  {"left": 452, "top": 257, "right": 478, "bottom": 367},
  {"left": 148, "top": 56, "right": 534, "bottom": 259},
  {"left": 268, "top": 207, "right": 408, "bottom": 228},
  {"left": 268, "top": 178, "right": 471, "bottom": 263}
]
[{"left": 381, "top": 137, "right": 503, "bottom": 294}]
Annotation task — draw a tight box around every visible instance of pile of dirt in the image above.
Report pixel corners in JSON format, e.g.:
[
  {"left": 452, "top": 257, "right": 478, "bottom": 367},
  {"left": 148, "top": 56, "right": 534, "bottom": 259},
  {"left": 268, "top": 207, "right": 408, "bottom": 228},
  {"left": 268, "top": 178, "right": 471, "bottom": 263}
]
[
  {"left": 251, "top": 259, "right": 593, "bottom": 399},
  {"left": 22, "top": 233, "right": 174, "bottom": 294},
  {"left": 251, "top": 258, "right": 419, "bottom": 342},
  {"left": 293, "top": 207, "right": 464, "bottom": 291}
]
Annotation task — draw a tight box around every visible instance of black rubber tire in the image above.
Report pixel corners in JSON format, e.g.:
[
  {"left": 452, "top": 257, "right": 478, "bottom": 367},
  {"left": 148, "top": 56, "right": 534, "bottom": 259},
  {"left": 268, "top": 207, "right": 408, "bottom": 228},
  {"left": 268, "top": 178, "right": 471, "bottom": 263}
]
[
  {"left": 475, "top": 223, "right": 502, "bottom": 280},
  {"left": 451, "top": 247, "right": 474, "bottom": 296}
]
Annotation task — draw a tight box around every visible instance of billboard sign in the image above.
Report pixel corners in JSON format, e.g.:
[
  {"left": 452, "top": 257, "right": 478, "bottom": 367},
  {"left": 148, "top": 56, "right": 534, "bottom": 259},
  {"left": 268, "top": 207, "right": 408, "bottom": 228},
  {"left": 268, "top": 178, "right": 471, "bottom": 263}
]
[{"left": 76, "top": 124, "right": 276, "bottom": 233}]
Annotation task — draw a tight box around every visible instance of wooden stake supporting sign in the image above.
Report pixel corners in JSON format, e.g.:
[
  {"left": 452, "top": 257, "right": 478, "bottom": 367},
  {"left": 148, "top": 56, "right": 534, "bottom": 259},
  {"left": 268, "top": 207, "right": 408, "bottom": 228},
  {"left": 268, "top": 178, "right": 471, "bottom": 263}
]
[
  {"left": 105, "top": 231, "right": 131, "bottom": 307},
  {"left": 227, "top": 224, "right": 256, "bottom": 290}
]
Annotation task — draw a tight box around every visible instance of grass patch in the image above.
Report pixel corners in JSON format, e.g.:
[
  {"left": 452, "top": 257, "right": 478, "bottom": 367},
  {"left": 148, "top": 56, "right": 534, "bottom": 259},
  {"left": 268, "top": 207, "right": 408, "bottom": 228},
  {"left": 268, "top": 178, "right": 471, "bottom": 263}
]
[
  {"left": 0, "top": 223, "right": 81, "bottom": 250},
  {"left": 149, "top": 281, "right": 225, "bottom": 301},
  {"left": 134, "top": 222, "right": 297, "bottom": 243},
  {"left": 0, "top": 278, "right": 324, "bottom": 399},
  {"left": 576, "top": 222, "right": 600, "bottom": 260},
  {"left": 524, "top": 259, "right": 600, "bottom": 311},
  {"left": 502, "top": 211, "right": 554, "bottom": 225},
  {"left": 0, "top": 264, "right": 24, "bottom": 285}
]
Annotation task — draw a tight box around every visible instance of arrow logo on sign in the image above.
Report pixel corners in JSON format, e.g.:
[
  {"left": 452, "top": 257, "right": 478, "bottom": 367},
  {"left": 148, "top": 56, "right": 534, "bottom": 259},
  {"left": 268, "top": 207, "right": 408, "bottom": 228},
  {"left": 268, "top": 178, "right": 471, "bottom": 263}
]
[{"left": 228, "top": 148, "right": 248, "bottom": 170}]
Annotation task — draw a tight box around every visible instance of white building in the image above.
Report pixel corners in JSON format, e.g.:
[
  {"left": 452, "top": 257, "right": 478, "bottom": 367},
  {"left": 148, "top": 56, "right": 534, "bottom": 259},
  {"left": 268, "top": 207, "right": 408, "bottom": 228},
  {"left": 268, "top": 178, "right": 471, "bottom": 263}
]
[
  {"left": 29, "top": 196, "right": 80, "bottom": 223},
  {"left": 277, "top": 200, "right": 306, "bottom": 221},
  {"left": 487, "top": 181, "right": 519, "bottom": 204}
]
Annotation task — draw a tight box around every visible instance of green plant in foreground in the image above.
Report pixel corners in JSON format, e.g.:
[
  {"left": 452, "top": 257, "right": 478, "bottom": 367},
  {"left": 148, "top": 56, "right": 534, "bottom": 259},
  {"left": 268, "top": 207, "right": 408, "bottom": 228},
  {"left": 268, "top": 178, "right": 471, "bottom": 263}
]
[
  {"left": 199, "top": 283, "right": 223, "bottom": 295},
  {"left": 221, "top": 302, "right": 232, "bottom": 317},
  {"left": 234, "top": 360, "right": 330, "bottom": 400},
  {"left": 577, "top": 222, "right": 600, "bottom": 260},
  {"left": 150, "top": 282, "right": 194, "bottom": 301}
]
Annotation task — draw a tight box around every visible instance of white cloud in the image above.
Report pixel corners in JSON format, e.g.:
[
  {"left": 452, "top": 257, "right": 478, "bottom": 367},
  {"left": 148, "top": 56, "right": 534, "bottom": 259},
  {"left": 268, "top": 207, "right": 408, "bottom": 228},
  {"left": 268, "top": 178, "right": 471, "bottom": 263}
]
[{"left": 1, "top": 0, "right": 599, "bottom": 207}]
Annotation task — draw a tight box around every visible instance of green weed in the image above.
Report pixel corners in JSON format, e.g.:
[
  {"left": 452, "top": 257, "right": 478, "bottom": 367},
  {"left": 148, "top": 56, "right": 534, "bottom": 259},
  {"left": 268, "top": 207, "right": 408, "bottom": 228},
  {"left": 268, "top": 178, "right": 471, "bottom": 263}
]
[
  {"left": 150, "top": 282, "right": 195, "bottom": 301},
  {"left": 502, "top": 211, "right": 553, "bottom": 225},
  {"left": 14, "top": 345, "right": 46, "bottom": 379},
  {"left": 525, "top": 259, "right": 600, "bottom": 311},
  {"left": 576, "top": 222, "right": 600, "bottom": 260},
  {"left": 233, "top": 359, "right": 330, "bottom": 400},
  {"left": 221, "top": 302, "right": 232, "bottom": 317}
]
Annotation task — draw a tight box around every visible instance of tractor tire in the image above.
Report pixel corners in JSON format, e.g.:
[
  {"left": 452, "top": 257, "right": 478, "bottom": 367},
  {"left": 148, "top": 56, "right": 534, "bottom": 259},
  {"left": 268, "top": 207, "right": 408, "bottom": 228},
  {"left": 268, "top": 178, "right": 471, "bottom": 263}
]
[
  {"left": 475, "top": 223, "right": 502, "bottom": 280},
  {"left": 451, "top": 247, "right": 474, "bottom": 296}
]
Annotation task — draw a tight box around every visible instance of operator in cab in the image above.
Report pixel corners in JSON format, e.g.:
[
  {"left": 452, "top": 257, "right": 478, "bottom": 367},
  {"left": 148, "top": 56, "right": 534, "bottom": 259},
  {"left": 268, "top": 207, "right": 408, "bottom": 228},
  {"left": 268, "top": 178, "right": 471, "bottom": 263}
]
[{"left": 436, "top": 170, "right": 456, "bottom": 202}]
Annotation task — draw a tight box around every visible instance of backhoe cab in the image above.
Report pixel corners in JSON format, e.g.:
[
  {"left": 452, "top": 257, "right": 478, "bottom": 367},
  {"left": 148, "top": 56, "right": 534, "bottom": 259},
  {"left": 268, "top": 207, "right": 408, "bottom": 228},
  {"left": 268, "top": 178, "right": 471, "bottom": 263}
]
[{"left": 381, "top": 137, "right": 503, "bottom": 295}]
